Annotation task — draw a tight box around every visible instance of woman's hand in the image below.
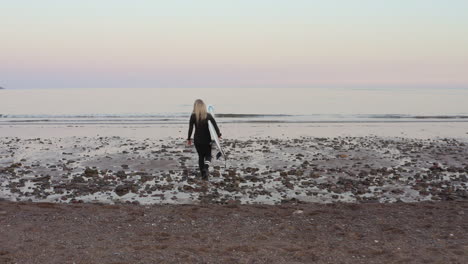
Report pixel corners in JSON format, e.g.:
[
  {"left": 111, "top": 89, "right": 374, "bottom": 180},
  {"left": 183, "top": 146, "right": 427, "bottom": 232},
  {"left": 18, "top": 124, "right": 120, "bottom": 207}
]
[{"left": 187, "top": 140, "right": 192, "bottom": 146}]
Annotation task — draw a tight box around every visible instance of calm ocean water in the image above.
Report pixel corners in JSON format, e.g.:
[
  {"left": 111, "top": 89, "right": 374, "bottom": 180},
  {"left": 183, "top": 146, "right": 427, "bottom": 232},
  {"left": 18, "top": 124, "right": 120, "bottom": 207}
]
[{"left": 0, "top": 88, "right": 467, "bottom": 125}]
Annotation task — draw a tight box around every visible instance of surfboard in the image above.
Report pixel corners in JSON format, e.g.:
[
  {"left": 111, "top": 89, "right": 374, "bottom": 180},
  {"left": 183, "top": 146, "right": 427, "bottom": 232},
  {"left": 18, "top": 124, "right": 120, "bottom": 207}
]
[{"left": 207, "top": 105, "right": 226, "bottom": 160}]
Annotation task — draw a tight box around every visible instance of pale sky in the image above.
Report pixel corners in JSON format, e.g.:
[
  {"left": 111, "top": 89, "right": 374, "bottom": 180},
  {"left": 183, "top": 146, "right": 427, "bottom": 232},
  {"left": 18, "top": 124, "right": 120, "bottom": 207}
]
[{"left": 1, "top": 0, "right": 467, "bottom": 89}]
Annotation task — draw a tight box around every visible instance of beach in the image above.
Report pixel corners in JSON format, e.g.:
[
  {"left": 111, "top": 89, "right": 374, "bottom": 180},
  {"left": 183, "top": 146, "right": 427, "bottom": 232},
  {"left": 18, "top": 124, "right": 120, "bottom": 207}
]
[
  {"left": 0, "top": 123, "right": 467, "bottom": 262},
  {"left": 2, "top": 0, "right": 468, "bottom": 261},
  {"left": 1, "top": 87, "right": 468, "bottom": 263}
]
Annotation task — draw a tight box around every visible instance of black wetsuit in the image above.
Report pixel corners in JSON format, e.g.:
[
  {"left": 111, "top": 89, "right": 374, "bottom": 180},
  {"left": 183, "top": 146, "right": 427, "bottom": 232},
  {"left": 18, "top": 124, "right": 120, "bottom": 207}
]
[{"left": 187, "top": 113, "right": 221, "bottom": 174}]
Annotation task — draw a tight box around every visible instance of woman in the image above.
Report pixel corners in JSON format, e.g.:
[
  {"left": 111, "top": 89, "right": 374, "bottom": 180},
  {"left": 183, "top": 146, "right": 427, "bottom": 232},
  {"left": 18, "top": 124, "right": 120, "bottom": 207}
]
[{"left": 187, "top": 99, "right": 222, "bottom": 180}]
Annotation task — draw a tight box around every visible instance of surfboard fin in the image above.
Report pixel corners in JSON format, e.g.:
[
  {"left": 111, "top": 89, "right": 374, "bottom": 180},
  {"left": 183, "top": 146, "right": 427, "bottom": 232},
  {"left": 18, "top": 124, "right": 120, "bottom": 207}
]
[{"left": 216, "top": 151, "right": 222, "bottom": 160}]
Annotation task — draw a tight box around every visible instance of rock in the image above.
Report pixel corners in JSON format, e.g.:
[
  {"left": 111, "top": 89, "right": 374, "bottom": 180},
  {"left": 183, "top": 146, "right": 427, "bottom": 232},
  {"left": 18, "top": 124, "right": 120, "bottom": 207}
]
[
  {"left": 429, "top": 163, "right": 443, "bottom": 171},
  {"left": 71, "top": 176, "right": 86, "bottom": 183},
  {"left": 115, "top": 184, "right": 135, "bottom": 196},
  {"left": 245, "top": 167, "right": 259, "bottom": 174},
  {"left": 310, "top": 172, "right": 320, "bottom": 178},
  {"left": 9, "top": 163, "right": 22, "bottom": 168},
  {"left": 358, "top": 170, "right": 368, "bottom": 177},
  {"left": 283, "top": 181, "right": 294, "bottom": 189},
  {"left": 390, "top": 189, "right": 404, "bottom": 195},
  {"left": 31, "top": 175, "right": 51, "bottom": 182},
  {"left": 0, "top": 166, "right": 15, "bottom": 174},
  {"left": 244, "top": 175, "right": 254, "bottom": 181},
  {"left": 182, "top": 185, "right": 194, "bottom": 192},
  {"left": 212, "top": 170, "right": 221, "bottom": 177},
  {"left": 116, "top": 170, "right": 127, "bottom": 179},
  {"left": 140, "top": 175, "right": 152, "bottom": 182},
  {"left": 84, "top": 167, "right": 99, "bottom": 177}
]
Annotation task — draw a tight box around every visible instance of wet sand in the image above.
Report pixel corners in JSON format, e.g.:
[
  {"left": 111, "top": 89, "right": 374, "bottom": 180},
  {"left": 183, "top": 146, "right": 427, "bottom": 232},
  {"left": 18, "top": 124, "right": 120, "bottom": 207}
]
[
  {"left": 1, "top": 122, "right": 468, "bottom": 139},
  {"left": 0, "top": 200, "right": 467, "bottom": 263},
  {"left": 0, "top": 134, "right": 467, "bottom": 205}
]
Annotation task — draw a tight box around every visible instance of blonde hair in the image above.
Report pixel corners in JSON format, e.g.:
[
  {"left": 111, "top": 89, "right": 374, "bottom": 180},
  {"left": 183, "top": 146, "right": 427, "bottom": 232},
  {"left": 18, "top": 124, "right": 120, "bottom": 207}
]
[{"left": 193, "top": 99, "right": 207, "bottom": 123}]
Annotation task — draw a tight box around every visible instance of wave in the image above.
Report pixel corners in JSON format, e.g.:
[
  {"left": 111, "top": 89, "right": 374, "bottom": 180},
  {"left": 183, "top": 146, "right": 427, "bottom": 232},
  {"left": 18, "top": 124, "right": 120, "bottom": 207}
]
[
  {"left": 0, "top": 114, "right": 186, "bottom": 119},
  {"left": 365, "top": 114, "right": 468, "bottom": 119},
  {"left": 1, "top": 113, "right": 468, "bottom": 125},
  {"left": 216, "top": 114, "right": 291, "bottom": 118},
  {"left": 1, "top": 113, "right": 468, "bottom": 119},
  {"left": 1, "top": 113, "right": 467, "bottom": 118}
]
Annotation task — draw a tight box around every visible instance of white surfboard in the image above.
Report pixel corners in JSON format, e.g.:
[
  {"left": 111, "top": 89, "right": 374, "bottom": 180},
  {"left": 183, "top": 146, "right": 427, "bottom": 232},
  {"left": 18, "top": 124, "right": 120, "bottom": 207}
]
[{"left": 207, "top": 105, "right": 226, "bottom": 160}]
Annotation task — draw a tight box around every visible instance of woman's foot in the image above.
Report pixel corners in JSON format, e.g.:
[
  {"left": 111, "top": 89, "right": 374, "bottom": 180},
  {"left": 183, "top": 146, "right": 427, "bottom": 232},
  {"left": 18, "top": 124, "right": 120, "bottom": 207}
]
[{"left": 202, "top": 164, "right": 209, "bottom": 180}]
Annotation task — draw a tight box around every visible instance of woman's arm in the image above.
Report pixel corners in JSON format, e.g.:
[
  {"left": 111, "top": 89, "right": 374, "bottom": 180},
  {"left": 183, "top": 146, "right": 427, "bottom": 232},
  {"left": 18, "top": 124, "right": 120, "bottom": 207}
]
[{"left": 187, "top": 114, "right": 195, "bottom": 141}]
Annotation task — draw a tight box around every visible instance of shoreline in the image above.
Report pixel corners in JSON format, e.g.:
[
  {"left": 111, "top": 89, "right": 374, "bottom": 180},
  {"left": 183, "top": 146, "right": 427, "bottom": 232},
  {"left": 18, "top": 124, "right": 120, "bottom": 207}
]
[{"left": 1, "top": 122, "right": 468, "bottom": 139}]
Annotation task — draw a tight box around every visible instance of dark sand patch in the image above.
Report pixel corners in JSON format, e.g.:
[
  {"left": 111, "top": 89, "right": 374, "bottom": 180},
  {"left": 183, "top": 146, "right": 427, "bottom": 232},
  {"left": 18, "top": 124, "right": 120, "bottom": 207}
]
[{"left": 0, "top": 200, "right": 467, "bottom": 263}]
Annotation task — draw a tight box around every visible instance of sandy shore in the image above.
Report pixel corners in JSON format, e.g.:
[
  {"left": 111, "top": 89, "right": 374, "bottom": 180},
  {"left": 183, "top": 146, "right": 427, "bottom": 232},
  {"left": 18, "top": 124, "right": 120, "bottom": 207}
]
[
  {"left": 0, "top": 124, "right": 467, "bottom": 263},
  {"left": 0, "top": 200, "right": 467, "bottom": 263},
  {"left": 1, "top": 122, "right": 468, "bottom": 139}
]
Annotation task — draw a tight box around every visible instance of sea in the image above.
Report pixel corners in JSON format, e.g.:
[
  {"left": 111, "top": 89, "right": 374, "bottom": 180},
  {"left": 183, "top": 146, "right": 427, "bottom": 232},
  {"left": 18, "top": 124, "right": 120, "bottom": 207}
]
[{"left": 0, "top": 88, "right": 467, "bottom": 125}]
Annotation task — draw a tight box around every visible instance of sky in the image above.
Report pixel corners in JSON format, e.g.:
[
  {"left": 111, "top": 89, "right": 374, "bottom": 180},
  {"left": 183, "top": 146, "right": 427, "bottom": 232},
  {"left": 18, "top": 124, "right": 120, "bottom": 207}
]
[{"left": 1, "top": 0, "right": 468, "bottom": 89}]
